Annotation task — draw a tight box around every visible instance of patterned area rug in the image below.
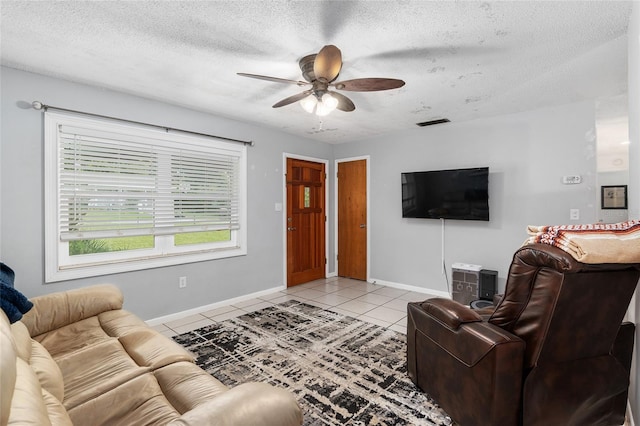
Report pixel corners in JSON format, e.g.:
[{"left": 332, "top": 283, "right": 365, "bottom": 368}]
[{"left": 173, "top": 300, "right": 453, "bottom": 426}]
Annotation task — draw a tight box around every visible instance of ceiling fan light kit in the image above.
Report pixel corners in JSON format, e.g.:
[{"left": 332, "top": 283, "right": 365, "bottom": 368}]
[
  {"left": 300, "top": 93, "right": 339, "bottom": 116},
  {"left": 300, "top": 95, "right": 317, "bottom": 113},
  {"left": 238, "top": 45, "right": 405, "bottom": 117}
]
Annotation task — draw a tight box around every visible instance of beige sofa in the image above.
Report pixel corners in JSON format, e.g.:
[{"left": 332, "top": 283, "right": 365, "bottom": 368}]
[{"left": 1, "top": 284, "right": 303, "bottom": 425}]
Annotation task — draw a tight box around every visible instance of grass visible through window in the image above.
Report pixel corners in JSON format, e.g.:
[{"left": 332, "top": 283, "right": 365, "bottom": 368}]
[
  {"left": 175, "top": 230, "right": 231, "bottom": 246},
  {"left": 70, "top": 236, "right": 154, "bottom": 255},
  {"left": 69, "top": 231, "right": 230, "bottom": 255}
]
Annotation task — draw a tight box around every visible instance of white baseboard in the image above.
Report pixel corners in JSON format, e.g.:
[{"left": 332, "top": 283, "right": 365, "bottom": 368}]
[
  {"left": 368, "top": 277, "right": 451, "bottom": 299},
  {"left": 145, "top": 284, "right": 286, "bottom": 326}
]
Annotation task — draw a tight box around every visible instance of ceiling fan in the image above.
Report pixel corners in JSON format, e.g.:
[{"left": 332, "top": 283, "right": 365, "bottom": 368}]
[{"left": 237, "top": 45, "right": 405, "bottom": 116}]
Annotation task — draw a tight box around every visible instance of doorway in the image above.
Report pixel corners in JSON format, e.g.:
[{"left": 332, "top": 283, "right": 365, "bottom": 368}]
[
  {"left": 286, "top": 157, "right": 327, "bottom": 286},
  {"left": 337, "top": 158, "right": 368, "bottom": 281}
]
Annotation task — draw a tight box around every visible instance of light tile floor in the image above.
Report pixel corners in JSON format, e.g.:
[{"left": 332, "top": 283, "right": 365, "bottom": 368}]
[{"left": 152, "top": 276, "right": 435, "bottom": 338}]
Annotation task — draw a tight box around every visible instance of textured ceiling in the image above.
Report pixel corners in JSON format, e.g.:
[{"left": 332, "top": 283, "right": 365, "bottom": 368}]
[{"left": 0, "top": 1, "right": 632, "bottom": 144}]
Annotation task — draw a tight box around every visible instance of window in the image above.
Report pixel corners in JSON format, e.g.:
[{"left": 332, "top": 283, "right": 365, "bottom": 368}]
[{"left": 45, "top": 110, "right": 247, "bottom": 282}]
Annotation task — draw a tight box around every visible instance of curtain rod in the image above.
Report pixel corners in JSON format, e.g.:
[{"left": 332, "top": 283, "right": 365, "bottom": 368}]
[{"left": 31, "top": 101, "right": 254, "bottom": 147}]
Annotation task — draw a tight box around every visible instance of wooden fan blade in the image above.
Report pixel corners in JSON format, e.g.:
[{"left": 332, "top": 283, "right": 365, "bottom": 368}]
[
  {"left": 272, "top": 90, "right": 313, "bottom": 108},
  {"left": 237, "top": 73, "right": 309, "bottom": 86},
  {"left": 314, "top": 45, "right": 342, "bottom": 83},
  {"left": 329, "top": 91, "right": 355, "bottom": 112},
  {"left": 333, "top": 78, "right": 405, "bottom": 92}
]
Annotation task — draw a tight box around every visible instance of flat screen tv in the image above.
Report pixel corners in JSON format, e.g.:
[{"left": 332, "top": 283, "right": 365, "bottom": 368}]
[{"left": 401, "top": 167, "right": 489, "bottom": 221}]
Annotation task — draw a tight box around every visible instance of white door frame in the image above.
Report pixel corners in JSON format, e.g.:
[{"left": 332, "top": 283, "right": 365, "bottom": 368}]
[
  {"left": 282, "top": 153, "right": 330, "bottom": 286},
  {"left": 334, "top": 155, "right": 371, "bottom": 282}
]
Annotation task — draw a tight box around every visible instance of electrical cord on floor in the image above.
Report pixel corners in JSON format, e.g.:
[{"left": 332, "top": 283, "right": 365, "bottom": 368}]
[
  {"left": 443, "top": 260, "right": 451, "bottom": 296},
  {"left": 441, "top": 218, "right": 451, "bottom": 297}
]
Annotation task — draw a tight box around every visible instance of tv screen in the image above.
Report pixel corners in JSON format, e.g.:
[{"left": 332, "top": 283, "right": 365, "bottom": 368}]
[{"left": 401, "top": 167, "right": 489, "bottom": 221}]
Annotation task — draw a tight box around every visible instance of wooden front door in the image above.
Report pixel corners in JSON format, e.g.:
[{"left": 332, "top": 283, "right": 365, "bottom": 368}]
[
  {"left": 286, "top": 158, "right": 326, "bottom": 286},
  {"left": 337, "top": 159, "right": 367, "bottom": 280}
]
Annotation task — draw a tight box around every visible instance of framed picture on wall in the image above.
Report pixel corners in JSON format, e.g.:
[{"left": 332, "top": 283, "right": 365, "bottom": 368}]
[{"left": 601, "top": 185, "right": 628, "bottom": 209}]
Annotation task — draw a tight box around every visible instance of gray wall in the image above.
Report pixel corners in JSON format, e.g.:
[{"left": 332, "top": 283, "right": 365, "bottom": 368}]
[
  {"left": 0, "top": 67, "right": 619, "bottom": 327},
  {"left": 333, "top": 101, "right": 598, "bottom": 294},
  {"left": 627, "top": 2, "right": 639, "bottom": 420},
  {"left": 0, "top": 66, "right": 334, "bottom": 319}
]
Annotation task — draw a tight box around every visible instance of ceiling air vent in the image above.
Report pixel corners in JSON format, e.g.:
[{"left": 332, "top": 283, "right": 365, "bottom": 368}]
[{"left": 416, "top": 118, "right": 450, "bottom": 127}]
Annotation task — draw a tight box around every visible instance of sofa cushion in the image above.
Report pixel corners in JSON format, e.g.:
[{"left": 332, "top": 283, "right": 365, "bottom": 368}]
[
  {"left": 10, "top": 320, "right": 65, "bottom": 404},
  {"left": 32, "top": 305, "right": 199, "bottom": 412},
  {"left": 0, "top": 311, "right": 17, "bottom": 426},
  {"left": 30, "top": 340, "right": 65, "bottom": 402},
  {"left": 167, "top": 382, "right": 305, "bottom": 426},
  {"left": 41, "top": 389, "right": 73, "bottom": 426},
  {"left": 154, "top": 361, "right": 228, "bottom": 414},
  {"left": 98, "top": 309, "right": 150, "bottom": 336},
  {"left": 21, "top": 284, "right": 123, "bottom": 337},
  {"left": 9, "top": 321, "right": 31, "bottom": 362},
  {"left": 67, "top": 373, "right": 181, "bottom": 426},
  {"left": 7, "top": 357, "right": 71, "bottom": 426},
  {"left": 119, "top": 329, "right": 194, "bottom": 369},
  {"left": 56, "top": 338, "right": 149, "bottom": 410},
  {"left": 35, "top": 316, "right": 112, "bottom": 359}
]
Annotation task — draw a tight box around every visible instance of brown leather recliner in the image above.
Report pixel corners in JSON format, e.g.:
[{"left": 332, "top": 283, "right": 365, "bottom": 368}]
[{"left": 407, "top": 243, "right": 640, "bottom": 426}]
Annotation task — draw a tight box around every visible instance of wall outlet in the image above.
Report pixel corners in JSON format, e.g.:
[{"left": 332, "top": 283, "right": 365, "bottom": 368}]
[
  {"left": 179, "top": 276, "right": 187, "bottom": 288},
  {"left": 570, "top": 209, "right": 580, "bottom": 220}
]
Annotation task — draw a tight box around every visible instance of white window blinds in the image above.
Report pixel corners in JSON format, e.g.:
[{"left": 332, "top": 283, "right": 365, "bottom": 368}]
[{"left": 56, "top": 122, "right": 242, "bottom": 242}]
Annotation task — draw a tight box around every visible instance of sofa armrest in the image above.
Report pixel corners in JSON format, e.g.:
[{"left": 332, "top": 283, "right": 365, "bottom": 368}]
[
  {"left": 167, "top": 382, "right": 303, "bottom": 426},
  {"left": 418, "top": 298, "right": 482, "bottom": 330},
  {"left": 21, "top": 285, "right": 123, "bottom": 337}
]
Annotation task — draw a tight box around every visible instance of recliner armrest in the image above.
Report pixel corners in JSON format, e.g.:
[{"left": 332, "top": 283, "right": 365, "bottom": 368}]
[
  {"left": 408, "top": 301, "right": 524, "bottom": 367},
  {"left": 407, "top": 301, "right": 525, "bottom": 426},
  {"left": 419, "top": 298, "right": 482, "bottom": 330}
]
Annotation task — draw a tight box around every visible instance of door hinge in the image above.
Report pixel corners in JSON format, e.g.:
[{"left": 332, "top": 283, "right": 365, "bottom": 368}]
[{"left": 325, "top": 258, "right": 327, "bottom": 265}]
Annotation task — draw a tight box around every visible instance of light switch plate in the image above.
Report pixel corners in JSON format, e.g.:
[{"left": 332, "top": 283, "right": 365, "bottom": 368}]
[{"left": 562, "top": 175, "right": 582, "bottom": 184}]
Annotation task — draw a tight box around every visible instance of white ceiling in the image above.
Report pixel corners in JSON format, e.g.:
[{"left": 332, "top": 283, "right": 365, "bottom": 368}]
[{"left": 0, "top": 1, "right": 632, "bottom": 144}]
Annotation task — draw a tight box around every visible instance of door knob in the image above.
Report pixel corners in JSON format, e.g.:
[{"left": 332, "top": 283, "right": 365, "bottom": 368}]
[{"left": 360, "top": 224, "right": 366, "bottom": 228}]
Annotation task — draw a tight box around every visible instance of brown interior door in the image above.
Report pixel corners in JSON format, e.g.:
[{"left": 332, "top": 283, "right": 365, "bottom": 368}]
[
  {"left": 286, "top": 158, "right": 326, "bottom": 286},
  {"left": 337, "top": 159, "right": 367, "bottom": 280}
]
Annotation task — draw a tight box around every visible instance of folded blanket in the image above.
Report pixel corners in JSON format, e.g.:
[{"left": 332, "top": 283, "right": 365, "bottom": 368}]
[
  {"left": 1, "top": 262, "right": 15, "bottom": 287},
  {"left": 0, "top": 262, "right": 33, "bottom": 323},
  {"left": 525, "top": 220, "right": 640, "bottom": 264}
]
